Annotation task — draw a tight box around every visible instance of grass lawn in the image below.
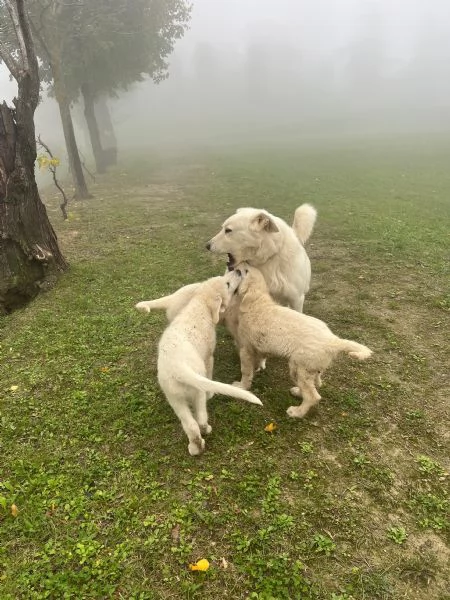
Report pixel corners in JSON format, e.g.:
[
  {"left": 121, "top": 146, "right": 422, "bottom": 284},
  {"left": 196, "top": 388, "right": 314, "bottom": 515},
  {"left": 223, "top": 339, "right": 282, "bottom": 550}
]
[{"left": 0, "top": 135, "right": 449, "bottom": 599}]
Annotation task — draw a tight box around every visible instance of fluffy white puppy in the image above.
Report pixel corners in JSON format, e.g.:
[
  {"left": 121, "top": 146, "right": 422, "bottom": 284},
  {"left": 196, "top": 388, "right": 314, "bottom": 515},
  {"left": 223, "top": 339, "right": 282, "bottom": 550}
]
[
  {"left": 156, "top": 270, "right": 262, "bottom": 456},
  {"left": 234, "top": 265, "right": 372, "bottom": 419}
]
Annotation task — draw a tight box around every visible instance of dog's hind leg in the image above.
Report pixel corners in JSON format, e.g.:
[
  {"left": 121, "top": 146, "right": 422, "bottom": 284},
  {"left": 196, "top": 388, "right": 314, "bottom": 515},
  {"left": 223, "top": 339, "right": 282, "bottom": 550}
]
[
  {"left": 168, "top": 396, "right": 205, "bottom": 456},
  {"left": 193, "top": 391, "right": 212, "bottom": 436},
  {"left": 287, "top": 368, "right": 321, "bottom": 419},
  {"left": 234, "top": 345, "right": 256, "bottom": 390},
  {"left": 315, "top": 371, "right": 323, "bottom": 388}
]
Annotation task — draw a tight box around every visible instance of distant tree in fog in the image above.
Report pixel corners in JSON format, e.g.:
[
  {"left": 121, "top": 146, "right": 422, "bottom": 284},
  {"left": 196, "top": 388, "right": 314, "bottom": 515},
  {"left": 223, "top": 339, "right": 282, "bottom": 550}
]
[
  {"left": 246, "top": 41, "right": 271, "bottom": 104},
  {"left": 71, "top": 0, "right": 192, "bottom": 173},
  {"left": 343, "top": 8, "right": 386, "bottom": 109},
  {"left": 2, "top": 0, "right": 191, "bottom": 187}
]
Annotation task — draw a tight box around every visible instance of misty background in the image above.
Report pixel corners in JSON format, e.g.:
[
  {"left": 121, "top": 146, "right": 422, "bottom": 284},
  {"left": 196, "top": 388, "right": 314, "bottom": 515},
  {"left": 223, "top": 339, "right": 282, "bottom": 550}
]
[{"left": 1, "top": 0, "right": 450, "bottom": 158}]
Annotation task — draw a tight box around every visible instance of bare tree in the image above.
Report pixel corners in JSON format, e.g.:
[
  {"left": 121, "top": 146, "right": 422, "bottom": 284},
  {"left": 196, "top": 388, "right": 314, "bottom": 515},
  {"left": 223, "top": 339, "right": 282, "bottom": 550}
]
[{"left": 0, "top": 0, "right": 67, "bottom": 313}]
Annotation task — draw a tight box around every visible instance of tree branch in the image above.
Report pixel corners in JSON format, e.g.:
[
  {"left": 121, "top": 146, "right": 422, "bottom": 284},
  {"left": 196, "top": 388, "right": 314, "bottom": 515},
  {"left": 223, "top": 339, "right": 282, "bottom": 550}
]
[
  {"left": 15, "top": 0, "right": 40, "bottom": 90},
  {"left": 4, "top": 0, "right": 28, "bottom": 71},
  {"left": 0, "top": 40, "right": 19, "bottom": 79},
  {"left": 37, "top": 135, "right": 69, "bottom": 220}
]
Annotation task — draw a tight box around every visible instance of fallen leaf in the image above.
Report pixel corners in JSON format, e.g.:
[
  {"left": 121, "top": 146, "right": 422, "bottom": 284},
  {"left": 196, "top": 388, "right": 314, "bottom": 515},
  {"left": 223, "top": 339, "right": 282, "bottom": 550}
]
[
  {"left": 264, "top": 422, "right": 277, "bottom": 433},
  {"left": 100, "top": 367, "right": 109, "bottom": 373},
  {"left": 11, "top": 504, "right": 19, "bottom": 517},
  {"left": 10, "top": 385, "right": 18, "bottom": 392},
  {"left": 189, "top": 558, "right": 209, "bottom": 572},
  {"left": 220, "top": 557, "right": 228, "bottom": 570}
]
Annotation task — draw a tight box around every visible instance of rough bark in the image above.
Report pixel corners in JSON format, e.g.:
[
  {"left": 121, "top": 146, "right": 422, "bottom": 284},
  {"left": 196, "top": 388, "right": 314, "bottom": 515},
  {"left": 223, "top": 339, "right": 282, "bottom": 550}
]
[
  {"left": 0, "top": 0, "right": 67, "bottom": 314},
  {"left": 81, "top": 82, "right": 106, "bottom": 174},
  {"left": 95, "top": 95, "right": 118, "bottom": 167},
  {"left": 55, "top": 86, "right": 91, "bottom": 199}
]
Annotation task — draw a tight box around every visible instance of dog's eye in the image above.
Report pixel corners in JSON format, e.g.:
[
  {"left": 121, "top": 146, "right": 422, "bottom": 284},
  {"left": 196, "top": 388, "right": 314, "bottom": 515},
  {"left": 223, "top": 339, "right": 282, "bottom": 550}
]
[{"left": 224, "top": 228, "right": 232, "bottom": 234}]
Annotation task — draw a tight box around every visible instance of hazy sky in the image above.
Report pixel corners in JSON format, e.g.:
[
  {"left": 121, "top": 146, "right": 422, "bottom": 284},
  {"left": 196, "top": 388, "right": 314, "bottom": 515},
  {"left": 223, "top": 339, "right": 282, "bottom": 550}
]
[
  {"left": 1, "top": 0, "right": 449, "bottom": 99},
  {"left": 1, "top": 0, "right": 450, "bottom": 143}
]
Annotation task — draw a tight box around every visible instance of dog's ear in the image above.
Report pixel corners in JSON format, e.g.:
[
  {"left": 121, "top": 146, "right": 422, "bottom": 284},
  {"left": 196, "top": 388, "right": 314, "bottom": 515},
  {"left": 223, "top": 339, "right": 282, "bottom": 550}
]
[
  {"left": 208, "top": 294, "right": 225, "bottom": 324},
  {"left": 250, "top": 213, "right": 279, "bottom": 233}
]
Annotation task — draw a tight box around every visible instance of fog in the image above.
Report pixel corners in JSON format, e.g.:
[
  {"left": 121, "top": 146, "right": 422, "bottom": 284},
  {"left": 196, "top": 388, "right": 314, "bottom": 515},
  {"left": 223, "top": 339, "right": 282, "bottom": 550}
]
[{"left": 2, "top": 0, "right": 450, "bottom": 154}]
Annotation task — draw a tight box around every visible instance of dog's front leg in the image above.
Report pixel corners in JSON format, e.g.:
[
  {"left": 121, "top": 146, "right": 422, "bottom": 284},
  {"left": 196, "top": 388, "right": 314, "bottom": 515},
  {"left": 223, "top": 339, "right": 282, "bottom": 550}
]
[{"left": 234, "top": 345, "right": 256, "bottom": 390}]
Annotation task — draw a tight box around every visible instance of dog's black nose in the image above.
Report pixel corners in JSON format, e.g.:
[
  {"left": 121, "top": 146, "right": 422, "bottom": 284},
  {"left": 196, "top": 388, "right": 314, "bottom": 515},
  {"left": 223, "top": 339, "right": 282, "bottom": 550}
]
[
  {"left": 205, "top": 242, "right": 211, "bottom": 251},
  {"left": 236, "top": 269, "right": 242, "bottom": 276}
]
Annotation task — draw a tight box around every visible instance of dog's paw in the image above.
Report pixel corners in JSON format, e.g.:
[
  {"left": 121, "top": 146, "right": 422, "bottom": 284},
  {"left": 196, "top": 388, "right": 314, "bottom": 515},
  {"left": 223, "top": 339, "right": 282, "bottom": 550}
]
[
  {"left": 200, "top": 424, "right": 212, "bottom": 436},
  {"left": 289, "top": 386, "right": 302, "bottom": 397},
  {"left": 287, "top": 405, "right": 308, "bottom": 419},
  {"left": 188, "top": 437, "right": 205, "bottom": 456},
  {"left": 232, "top": 381, "right": 245, "bottom": 388},
  {"left": 256, "top": 358, "right": 267, "bottom": 372},
  {"left": 135, "top": 301, "right": 151, "bottom": 313}
]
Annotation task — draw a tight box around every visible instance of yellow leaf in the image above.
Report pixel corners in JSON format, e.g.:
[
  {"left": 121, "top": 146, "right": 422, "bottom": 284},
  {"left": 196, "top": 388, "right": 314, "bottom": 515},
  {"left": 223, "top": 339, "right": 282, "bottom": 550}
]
[
  {"left": 10, "top": 385, "right": 18, "bottom": 392},
  {"left": 189, "top": 558, "right": 209, "bottom": 571},
  {"left": 100, "top": 367, "right": 109, "bottom": 373},
  {"left": 11, "top": 504, "right": 19, "bottom": 517},
  {"left": 264, "top": 422, "right": 277, "bottom": 433}
]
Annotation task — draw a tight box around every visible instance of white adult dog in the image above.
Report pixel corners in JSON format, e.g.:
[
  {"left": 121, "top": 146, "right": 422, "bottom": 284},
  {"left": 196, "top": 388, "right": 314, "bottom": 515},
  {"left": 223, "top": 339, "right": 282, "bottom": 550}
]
[
  {"left": 154, "top": 270, "right": 262, "bottom": 456},
  {"left": 206, "top": 204, "right": 317, "bottom": 312},
  {"left": 233, "top": 265, "right": 372, "bottom": 419}
]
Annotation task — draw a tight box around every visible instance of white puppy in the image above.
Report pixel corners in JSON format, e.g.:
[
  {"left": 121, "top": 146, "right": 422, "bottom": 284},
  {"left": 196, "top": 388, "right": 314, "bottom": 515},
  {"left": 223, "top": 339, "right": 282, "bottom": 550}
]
[
  {"left": 234, "top": 265, "right": 372, "bottom": 419},
  {"left": 156, "top": 271, "right": 262, "bottom": 456},
  {"left": 206, "top": 204, "right": 317, "bottom": 312}
]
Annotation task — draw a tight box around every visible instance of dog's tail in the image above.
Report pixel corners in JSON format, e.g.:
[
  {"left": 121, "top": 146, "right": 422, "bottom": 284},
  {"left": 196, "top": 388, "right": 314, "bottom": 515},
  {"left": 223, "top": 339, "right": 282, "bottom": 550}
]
[
  {"left": 293, "top": 204, "right": 317, "bottom": 245},
  {"left": 180, "top": 367, "right": 263, "bottom": 406},
  {"left": 333, "top": 338, "right": 373, "bottom": 361}
]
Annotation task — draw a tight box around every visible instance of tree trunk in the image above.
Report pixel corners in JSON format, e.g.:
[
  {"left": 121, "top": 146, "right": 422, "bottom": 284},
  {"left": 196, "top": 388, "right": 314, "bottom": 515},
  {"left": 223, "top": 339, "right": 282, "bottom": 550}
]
[
  {"left": 81, "top": 82, "right": 107, "bottom": 174},
  {"left": 0, "top": 95, "right": 67, "bottom": 314},
  {"left": 56, "top": 92, "right": 91, "bottom": 199},
  {"left": 95, "top": 95, "right": 117, "bottom": 168}
]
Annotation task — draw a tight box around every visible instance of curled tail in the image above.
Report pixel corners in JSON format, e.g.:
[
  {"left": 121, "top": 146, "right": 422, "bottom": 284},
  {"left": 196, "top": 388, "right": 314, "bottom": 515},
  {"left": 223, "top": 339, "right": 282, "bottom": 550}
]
[
  {"left": 335, "top": 338, "right": 373, "bottom": 360},
  {"left": 293, "top": 204, "right": 317, "bottom": 245},
  {"left": 180, "top": 366, "right": 263, "bottom": 406}
]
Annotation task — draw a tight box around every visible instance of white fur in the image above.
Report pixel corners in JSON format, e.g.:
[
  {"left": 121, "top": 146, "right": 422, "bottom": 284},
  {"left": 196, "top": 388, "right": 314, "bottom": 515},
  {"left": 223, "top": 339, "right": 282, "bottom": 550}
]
[
  {"left": 136, "top": 282, "right": 201, "bottom": 322},
  {"left": 156, "top": 272, "right": 262, "bottom": 456},
  {"left": 234, "top": 266, "right": 372, "bottom": 419},
  {"left": 206, "top": 204, "right": 317, "bottom": 312}
]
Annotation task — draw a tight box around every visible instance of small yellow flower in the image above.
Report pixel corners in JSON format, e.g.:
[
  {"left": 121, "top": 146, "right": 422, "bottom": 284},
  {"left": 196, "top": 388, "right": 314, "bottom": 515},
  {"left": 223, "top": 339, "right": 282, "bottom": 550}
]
[
  {"left": 10, "top": 385, "right": 18, "bottom": 392},
  {"left": 100, "top": 367, "right": 110, "bottom": 373},
  {"left": 11, "top": 504, "right": 19, "bottom": 517},
  {"left": 264, "top": 422, "right": 277, "bottom": 433},
  {"left": 189, "top": 558, "right": 209, "bottom": 571}
]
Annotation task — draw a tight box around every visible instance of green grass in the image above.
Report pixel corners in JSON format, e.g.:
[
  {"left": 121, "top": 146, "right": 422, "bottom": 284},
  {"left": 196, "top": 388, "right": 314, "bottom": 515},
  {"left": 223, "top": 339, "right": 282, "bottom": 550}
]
[{"left": 0, "top": 135, "right": 449, "bottom": 599}]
